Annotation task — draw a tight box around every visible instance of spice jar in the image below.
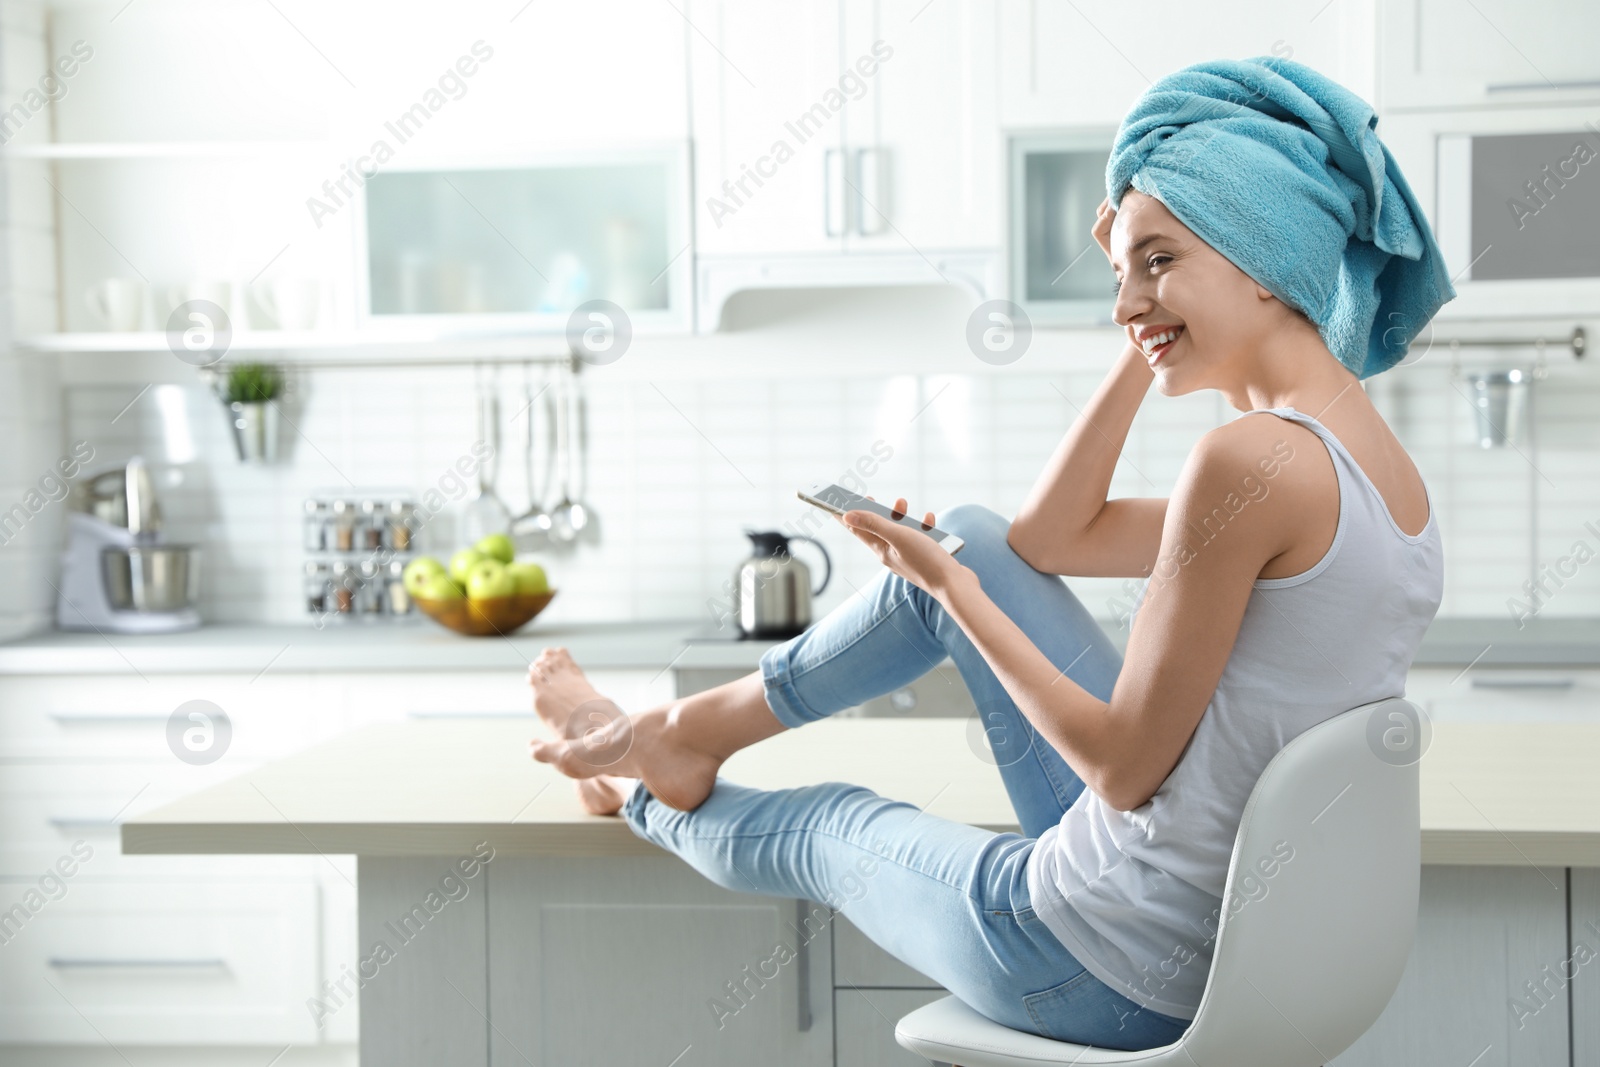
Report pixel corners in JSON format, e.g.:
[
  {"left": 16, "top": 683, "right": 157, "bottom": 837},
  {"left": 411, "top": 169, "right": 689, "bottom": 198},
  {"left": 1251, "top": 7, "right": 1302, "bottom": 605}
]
[
  {"left": 302, "top": 499, "right": 326, "bottom": 552},
  {"left": 357, "top": 560, "right": 383, "bottom": 614},
  {"left": 388, "top": 499, "right": 415, "bottom": 552},
  {"left": 386, "top": 559, "right": 412, "bottom": 615},
  {"left": 304, "top": 560, "right": 329, "bottom": 615},
  {"left": 359, "top": 500, "right": 384, "bottom": 551},
  {"left": 331, "top": 561, "right": 354, "bottom": 614},
  {"left": 331, "top": 500, "right": 355, "bottom": 552}
]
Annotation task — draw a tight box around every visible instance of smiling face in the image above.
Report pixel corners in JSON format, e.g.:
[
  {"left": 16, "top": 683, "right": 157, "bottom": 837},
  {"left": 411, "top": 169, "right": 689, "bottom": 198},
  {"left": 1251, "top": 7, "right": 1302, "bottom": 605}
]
[{"left": 1109, "top": 190, "right": 1297, "bottom": 395}]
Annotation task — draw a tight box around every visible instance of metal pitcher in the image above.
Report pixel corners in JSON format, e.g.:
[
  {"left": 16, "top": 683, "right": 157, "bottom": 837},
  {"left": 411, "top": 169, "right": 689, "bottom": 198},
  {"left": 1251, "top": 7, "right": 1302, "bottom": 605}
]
[{"left": 732, "top": 529, "right": 832, "bottom": 638}]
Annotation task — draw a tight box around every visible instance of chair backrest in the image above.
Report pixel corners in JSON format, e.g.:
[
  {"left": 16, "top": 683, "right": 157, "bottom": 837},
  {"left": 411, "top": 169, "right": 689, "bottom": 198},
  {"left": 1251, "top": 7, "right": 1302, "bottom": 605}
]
[{"left": 1176, "top": 696, "right": 1422, "bottom": 1067}]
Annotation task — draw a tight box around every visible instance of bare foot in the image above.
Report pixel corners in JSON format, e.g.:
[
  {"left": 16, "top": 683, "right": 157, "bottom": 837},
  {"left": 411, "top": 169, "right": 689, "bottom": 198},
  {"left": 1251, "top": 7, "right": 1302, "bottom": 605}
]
[
  {"left": 528, "top": 646, "right": 619, "bottom": 740},
  {"left": 527, "top": 648, "right": 721, "bottom": 813}
]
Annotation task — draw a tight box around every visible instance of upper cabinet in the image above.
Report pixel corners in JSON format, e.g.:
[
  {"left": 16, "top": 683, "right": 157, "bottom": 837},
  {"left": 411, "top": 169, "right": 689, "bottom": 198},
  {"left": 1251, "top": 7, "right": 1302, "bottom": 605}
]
[
  {"left": 997, "top": 0, "right": 1365, "bottom": 128},
  {"left": 45, "top": 0, "right": 689, "bottom": 147},
  {"left": 837, "top": 0, "right": 1001, "bottom": 252},
  {"left": 686, "top": 0, "right": 844, "bottom": 257},
  {"left": 686, "top": 0, "right": 1004, "bottom": 329},
  {"left": 19, "top": 0, "right": 694, "bottom": 350},
  {"left": 1378, "top": 0, "right": 1600, "bottom": 112}
]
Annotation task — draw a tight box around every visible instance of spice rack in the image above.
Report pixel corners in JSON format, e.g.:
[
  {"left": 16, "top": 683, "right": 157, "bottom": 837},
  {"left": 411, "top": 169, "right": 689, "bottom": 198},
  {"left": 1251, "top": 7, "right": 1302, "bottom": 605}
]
[{"left": 302, "top": 492, "right": 421, "bottom": 626}]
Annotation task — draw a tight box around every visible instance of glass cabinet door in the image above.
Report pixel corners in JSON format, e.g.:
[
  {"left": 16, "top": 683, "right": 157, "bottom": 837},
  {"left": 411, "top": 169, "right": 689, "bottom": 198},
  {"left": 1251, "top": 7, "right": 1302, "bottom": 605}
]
[
  {"left": 1453, "top": 131, "right": 1600, "bottom": 282},
  {"left": 362, "top": 151, "right": 685, "bottom": 329},
  {"left": 1009, "top": 132, "right": 1118, "bottom": 325}
]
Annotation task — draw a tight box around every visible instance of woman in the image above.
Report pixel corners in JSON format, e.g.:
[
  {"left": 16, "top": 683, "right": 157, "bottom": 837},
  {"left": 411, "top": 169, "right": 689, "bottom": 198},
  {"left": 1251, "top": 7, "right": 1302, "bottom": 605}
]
[{"left": 527, "top": 56, "right": 1449, "bottom": 1051}]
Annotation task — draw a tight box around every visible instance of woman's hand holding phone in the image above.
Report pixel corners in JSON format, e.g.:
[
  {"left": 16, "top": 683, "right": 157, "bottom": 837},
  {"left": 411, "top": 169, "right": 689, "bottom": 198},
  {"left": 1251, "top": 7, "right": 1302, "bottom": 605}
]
[{"left": 835, "top": 495, "right": 970, "bottom": 602}]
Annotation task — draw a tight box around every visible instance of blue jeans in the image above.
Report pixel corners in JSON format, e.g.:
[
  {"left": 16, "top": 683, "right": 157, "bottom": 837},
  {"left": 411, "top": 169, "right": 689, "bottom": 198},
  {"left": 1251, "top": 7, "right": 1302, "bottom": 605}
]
[{"left": 622, "top": 504, "right": 1192, "bottom": 1050}]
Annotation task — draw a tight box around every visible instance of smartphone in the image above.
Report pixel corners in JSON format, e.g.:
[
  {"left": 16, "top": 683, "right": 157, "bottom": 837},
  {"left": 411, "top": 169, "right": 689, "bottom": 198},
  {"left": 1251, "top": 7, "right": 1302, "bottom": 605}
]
[{"left": 798, "top": 483, "right": 965, "bottom": 555}]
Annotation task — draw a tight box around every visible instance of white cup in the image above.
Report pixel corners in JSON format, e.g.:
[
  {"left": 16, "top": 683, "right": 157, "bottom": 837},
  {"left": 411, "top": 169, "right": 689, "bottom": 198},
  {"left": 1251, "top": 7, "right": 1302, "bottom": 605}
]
[
  {"left": 251, "top": 279, "right": 321, "bottom": 331},
  {"left": 164, "top": 282, "right": 233, "bottom": 330},
  {"left": 85, "top": 278, "right": 146, "bottom": 332}
]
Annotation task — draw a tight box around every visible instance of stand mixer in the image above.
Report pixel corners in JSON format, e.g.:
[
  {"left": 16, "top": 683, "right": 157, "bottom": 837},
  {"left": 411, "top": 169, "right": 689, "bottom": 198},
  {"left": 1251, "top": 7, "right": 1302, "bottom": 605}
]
[{"left": 56, "top": 457, "right": 202, "bottom": 634}]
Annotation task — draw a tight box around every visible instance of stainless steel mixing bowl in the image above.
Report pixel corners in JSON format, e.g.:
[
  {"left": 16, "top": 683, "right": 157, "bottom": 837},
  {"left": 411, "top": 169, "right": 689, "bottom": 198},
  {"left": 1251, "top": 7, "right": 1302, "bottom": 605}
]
[{"left": 102, "top": 545, "right": 201, "bottom": 613}]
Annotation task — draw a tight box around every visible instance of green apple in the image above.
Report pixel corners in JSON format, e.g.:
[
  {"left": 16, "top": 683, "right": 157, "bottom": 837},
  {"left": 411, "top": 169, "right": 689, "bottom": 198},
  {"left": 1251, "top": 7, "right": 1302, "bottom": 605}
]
[
  {"left": 403, "top": 557, "right": 447, "bottom": 597},
  {"left": 474, "top": 533, "right": 515, "bottom": 565},
  {"left": 416, "top": 572, "right": 464, "bottom": 600},
  {"left": 466, "top": 559, "right": 515, "bottom": 600},
  {"left": 448, "top": 548, "right": 483, "bottom": 584},
  {"left": 509, "top": 561, "right": 549, "bottom": 596}
]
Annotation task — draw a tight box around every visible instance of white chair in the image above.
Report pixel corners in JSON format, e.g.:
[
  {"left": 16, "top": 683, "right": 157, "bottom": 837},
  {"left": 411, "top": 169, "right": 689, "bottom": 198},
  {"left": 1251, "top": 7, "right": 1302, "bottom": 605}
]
[{"left": 895, "top": 696, "right": 1423, "bottom": 1067}]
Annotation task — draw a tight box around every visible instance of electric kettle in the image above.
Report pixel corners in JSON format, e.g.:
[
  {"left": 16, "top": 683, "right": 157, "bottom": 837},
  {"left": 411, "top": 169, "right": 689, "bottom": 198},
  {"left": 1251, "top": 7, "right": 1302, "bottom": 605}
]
[{"left": 732, "top": 529, "right": 831, "bottom": 638}]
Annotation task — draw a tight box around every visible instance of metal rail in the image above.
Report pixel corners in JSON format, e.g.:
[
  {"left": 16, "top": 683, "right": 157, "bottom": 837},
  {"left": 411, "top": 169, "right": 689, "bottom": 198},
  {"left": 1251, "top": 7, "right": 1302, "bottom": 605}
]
[{"left": 1434, "top": 326, "right": 1586, "bottom": 359}]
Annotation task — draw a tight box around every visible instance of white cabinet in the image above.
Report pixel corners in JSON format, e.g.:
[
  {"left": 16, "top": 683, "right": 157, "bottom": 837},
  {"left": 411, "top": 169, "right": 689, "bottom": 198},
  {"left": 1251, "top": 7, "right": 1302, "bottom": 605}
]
[
  {"left": 1330, "top": 866, "right": 1571, "bottom": 1067},
  {"left": 837, "top": 0, "right": 1001, "bottom": 252},
  {"left": 0, "top": 880, "right": 322, "bottom": 1045},
  {"left": 50, "top": 0, "right": 690, "bottom": 147},
  {"left": 688, "top": 0, "right": 1005, "bottom": 329},
  {"left": 486, "top": 856, "right": 836, "bottom": 1067},
  {"left": 688, "top": 0, "right": 998, "bottom": 255},
  {"left": 687, "top": 0, "right": 844, "bottom": 256},
  {"left": 1378, "top": 0, "right": 1600, "bottom": 111},
  {"left": 996, "top": 0, "right": 1361, "bottom": 128},
  {"left": 1574, "top": 869, "right": 1600, "bottom": 1067},
  {"left": 0, "top": 663, "right": 667, "bottom": 1055},
  {"left": 835, "top": 988, "right": 948, "bottom": 1067}
]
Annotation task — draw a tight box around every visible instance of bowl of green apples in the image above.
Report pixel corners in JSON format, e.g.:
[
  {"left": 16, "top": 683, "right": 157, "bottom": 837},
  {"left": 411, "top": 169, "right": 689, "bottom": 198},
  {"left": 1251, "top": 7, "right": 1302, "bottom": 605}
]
[{"left": 403, "top": 533, "right": 555, "bottom": 637}]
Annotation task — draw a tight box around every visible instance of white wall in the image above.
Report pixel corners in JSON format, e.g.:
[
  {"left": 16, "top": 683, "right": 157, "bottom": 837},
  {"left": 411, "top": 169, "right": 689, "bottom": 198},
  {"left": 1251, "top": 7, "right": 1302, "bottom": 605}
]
[{"left": 55, "top": 284, "right": 1600, "bottom": 633}]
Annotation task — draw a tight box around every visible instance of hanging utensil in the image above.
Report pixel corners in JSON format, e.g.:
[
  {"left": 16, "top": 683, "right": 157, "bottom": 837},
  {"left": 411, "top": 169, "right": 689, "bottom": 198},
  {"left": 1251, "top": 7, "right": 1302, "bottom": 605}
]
[
  {"left": 569, "top": 355, "right": 600, "bottom": 544},
  {"left": 461, "top": 365, "right": 512, "bottom": 545},
  {"left": 510, "top": 362, "right": 555, "bottom": 553},
  {"left": 545, "top": 356, "right": 579, "bottom": 548}
]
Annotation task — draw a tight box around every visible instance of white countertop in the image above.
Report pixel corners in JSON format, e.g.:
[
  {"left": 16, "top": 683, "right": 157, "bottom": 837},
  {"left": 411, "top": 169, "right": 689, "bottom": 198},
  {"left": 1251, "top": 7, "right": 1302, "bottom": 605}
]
[
  {"left": 3, "top": 615, "right": 1598, "bottom": 674},
  {"left": 122, "top": 717, "right": 1600, "bottom": 867},
  {"left": 0, "top": 618, "right": 779, "bottom": 675}
]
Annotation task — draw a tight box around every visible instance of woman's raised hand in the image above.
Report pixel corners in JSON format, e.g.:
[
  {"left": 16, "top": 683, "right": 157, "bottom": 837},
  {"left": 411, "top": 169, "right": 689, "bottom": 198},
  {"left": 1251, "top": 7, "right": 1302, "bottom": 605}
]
[
  {"left": 1092, "top": 197, "right": 1116, "bottom": 264},
  {"left": 836, "top": 495, "right": 967, "bottom": 601}
]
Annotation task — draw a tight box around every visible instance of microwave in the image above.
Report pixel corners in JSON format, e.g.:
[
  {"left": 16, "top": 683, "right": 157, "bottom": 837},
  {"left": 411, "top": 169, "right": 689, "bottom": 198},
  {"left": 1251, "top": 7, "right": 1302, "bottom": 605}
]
[
  {"left": 1007, "top": 131, "right": 1120, "bottom": 326},
  {"left": 1385, "top": 107, "right": 1600, "bottom": 320}
]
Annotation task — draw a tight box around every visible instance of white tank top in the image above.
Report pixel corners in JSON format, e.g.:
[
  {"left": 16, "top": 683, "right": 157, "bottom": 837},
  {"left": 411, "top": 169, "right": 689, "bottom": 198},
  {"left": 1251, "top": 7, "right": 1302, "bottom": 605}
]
[{"left": 1026, "top": 405, "right": 1444, "bottom": 1021}]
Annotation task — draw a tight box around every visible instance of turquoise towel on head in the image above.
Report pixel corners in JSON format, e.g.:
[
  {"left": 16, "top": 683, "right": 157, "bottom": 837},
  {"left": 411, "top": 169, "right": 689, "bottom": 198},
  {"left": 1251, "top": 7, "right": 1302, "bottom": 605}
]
[{"left": 1106, "top": 57, "right": 1455, "bottom": 380}]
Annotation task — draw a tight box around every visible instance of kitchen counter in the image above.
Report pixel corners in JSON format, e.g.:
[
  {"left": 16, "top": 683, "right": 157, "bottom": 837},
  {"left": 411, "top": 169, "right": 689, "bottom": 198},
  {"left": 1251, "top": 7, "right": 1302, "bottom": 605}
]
[
  {"left": 124, "top": 717, "right": 1600, "bottom": 867},
  {"left": 3, "top": 614, "right": 1599, "bottom": 675},
  {"left": 0, "top": 618, "right": 719, "bottom": 675}
]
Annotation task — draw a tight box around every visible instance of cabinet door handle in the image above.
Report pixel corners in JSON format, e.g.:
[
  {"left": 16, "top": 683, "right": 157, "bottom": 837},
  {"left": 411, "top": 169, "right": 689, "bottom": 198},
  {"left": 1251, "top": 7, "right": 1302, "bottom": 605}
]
[
  {"left": 1485, "top": 79, "right": 1600, "bottom": 94},
  {"left": 824, "top": 148, "right": 847, "bottom": 237},
  {"left": 48, "top": 958, "right": 229, "bottom": 970},
  {"left": 48, "top": 816, "right": 122, "bottom": 833},
  {"left": 853, "top": 147, "right": 885, "bottom": 236},
  {"left": 1467, "top": 676, "right": 1576, "bottom": 689},
  {"left": 49, "top": 712, "right": 168, "bottom": 724},
  {"left": 794, "top": 899, "right": 813, "bottom": 1032}
]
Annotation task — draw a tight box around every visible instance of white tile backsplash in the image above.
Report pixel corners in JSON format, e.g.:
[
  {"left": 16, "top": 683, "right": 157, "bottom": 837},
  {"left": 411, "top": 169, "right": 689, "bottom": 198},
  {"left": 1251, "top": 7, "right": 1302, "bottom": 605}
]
[{"left": 44, "top": 355, "right": 1600, "bottom": 632}]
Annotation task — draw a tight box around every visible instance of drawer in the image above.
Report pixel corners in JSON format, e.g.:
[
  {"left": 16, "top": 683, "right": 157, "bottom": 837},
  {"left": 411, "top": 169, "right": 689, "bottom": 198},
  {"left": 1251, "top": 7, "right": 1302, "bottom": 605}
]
[
  {"left": 835, "top": 988, "right": 949, "bottom": 1067},
  {"left": 0, "top": 879, "right": 321, "bottom": 1045},
  {"left": 0, "top": 761, "right": 318, "bottom": 879},
  {"left": 0, "top": 674, "right": 335, "bottom": 760},
  {"left": 834, "top": 914, "right": 941, "bottom": 988},
  {"left": 1406, "top": 667, "right": 1600, "bottom": 722}
]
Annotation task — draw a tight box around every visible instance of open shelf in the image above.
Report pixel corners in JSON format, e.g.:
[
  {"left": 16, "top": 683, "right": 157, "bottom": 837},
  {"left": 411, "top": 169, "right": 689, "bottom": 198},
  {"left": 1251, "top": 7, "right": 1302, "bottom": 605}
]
[
  {"left": 0, "top": 140, "right": 333, "bottom": 161},
  {"left": 15, "top": 328, "right": 576, "bottom": 362}
]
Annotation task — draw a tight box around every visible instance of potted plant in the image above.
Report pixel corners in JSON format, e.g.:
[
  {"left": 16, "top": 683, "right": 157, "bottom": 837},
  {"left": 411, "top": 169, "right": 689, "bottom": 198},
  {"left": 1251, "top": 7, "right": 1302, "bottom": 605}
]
[{"left": 222, "top": 362, "right": 284, "bottom": 463}]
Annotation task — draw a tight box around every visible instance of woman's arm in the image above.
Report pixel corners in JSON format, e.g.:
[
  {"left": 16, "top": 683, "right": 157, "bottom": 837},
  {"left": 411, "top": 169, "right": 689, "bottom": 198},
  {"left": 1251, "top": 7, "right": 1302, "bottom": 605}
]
[
  {"left": 1006, "top": 341, "right": 1162, "bottom": 577},
  {"left": 936, "top": 418, "right": 1302, "bottom": 812}
]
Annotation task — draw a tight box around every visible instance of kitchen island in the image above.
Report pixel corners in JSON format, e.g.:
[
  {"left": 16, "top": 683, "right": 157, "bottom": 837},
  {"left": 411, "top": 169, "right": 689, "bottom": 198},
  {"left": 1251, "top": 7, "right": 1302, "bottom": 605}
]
[{"left": 123, "top": 716, "right": 1600, "bottom": 1067}]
